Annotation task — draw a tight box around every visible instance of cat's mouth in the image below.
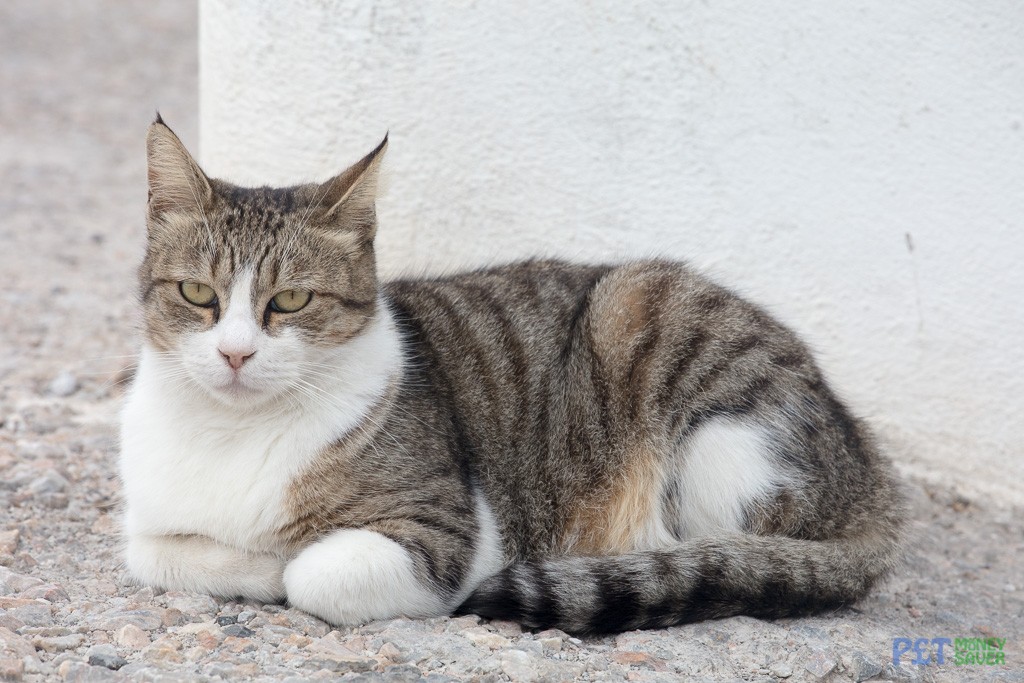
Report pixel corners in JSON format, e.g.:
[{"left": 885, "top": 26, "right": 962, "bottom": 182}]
[{"left": 209, "top": 372, "right": 263, "bottom": 400}]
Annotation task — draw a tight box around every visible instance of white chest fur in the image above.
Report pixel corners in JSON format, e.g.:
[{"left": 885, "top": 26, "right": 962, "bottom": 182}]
[{"left": 119, "top": 306, "right": 401, "bottom": 552}]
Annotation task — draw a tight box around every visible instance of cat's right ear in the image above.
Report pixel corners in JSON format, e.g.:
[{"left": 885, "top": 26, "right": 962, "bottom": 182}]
[{"left": 146, "top": 115, "right": 213, "bottom": 217}]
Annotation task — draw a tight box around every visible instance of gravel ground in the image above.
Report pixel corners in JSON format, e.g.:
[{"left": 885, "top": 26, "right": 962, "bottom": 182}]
[{"left": 1, "top": 2, "right": 1021, "bottom": 682}]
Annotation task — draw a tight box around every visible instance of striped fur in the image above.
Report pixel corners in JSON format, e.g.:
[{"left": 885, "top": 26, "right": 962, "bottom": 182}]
[{"left": 120, "top": 119, "right": 906, "bottom": 634}]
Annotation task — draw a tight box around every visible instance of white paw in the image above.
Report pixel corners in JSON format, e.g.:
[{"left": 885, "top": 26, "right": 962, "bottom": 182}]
[
  {"left": 283, "top": 529, "right": 445, "bottom": 625},
  {"left": 126, "top": 534, "right": 286, "bottom": 603}
]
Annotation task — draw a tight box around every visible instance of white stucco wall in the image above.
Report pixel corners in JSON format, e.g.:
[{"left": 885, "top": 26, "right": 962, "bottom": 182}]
[{"left": 199, "top": 1, "right": 1024, "bottom": 503}]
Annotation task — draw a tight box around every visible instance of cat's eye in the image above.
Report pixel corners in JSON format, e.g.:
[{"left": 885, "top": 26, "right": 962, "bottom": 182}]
[
  {"left": 269, "top": 289, "right": 312, "bottom": 313},
  {"left": 179, "top": 281, "right": 217, "bottom": 307}
]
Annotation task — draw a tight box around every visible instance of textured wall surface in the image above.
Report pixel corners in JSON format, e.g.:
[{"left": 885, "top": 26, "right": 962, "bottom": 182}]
[{"left": 200, "top": 1, "right": 1024, "bottom": 502}]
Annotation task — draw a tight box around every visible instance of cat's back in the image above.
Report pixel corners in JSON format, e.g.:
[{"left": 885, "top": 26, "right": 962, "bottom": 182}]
[
  {"left": 383, "top": 259, "right": 612, "bottom": 354},
  {"left": 382, "top": 258, "right": 793, "bottom": 374}
]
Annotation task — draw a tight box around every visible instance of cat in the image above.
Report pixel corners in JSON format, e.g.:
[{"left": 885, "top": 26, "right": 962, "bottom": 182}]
[{"left": 119, "top": 116, "right": 906, "bottom": 634}]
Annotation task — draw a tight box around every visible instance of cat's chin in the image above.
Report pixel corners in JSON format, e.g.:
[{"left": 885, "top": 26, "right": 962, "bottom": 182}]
[{"left": 202, "top": 378, "right": 280, "bottom": 410}]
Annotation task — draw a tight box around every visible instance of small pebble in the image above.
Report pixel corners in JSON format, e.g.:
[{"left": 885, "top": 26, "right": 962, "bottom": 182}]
[
  {"left": 34, "top": 633, "right": 85, "bottom": 653},
  {"left": 163, "top": 591, "right": 218, "bottom": 615},
  {"left": 538, "top": 636, "right": 562, "bottom": 652},
  {"left": 46, "top": 371, "right": 79, "bottom": 397},
  {"left": 377, "top": 641, "right": 406, "bottom": 663},
  {"left": 500, "top": 649, "right": 537, "bottom": 683},
  {"left": 0, "top": 567, "right": 43, "bottom": 595},
  {"left": 770, "top": 661, "right": 793, "bottom": 678},
  {"left": 221, "top": 624, "right": 254, "bottom": 638},
  {"left": 235, "top": 610, "right": 255, "bottom": 623},
  {"left": 9, "top": 604, "right": 53, "bottom": 628},
  {"left": 87, "top": 644, "right": 128, "bottom": 671},
  {"left": 113, "top": 623, "right": 150, "bottom": 649},
  {"left": 215, "top": 615, "right": 237, "bottom": 626},
  {"left": 18, "top": 584, "right": 69, "bottom": 602},
  {"left": 0, "top": 626, "right": 36, "bottom": 658},
  {"left": 804, "top": 650, "right": 837, "bottom": 679},
  {"left": 95, "top": 609, "right": 165, "bottom": 632},
  {"left": 0, "top": 529, "right": 19, "bottom": 555},
  {"left": 462, "top": 628, "right": 510, "bottom": 650},
  {"left": 27, "top": 470, "right": 69, "bottom": 496},
  {"left": 131, "top": 586, "right": 155, "bottom": 603},
  {"left": 0, "top": 657, "right": 24, "bottom": 681},
  {"left": 851, "top": 651, "right": 883, "bottom": 682}
]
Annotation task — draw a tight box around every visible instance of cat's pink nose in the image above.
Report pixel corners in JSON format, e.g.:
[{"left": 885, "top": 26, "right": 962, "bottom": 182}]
[{"left": 219, "top": 349, "right": 255, "bottom": 370}]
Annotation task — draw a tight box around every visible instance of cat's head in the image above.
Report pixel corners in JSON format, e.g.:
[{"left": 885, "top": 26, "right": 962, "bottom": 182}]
[{"left": 139, "top": 116, "right": 387, "bottom": 408}]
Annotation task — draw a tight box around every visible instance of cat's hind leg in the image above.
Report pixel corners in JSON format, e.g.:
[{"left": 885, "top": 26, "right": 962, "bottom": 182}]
[{"left": 665, "top": 416, "right": 795, "bottom": 540}]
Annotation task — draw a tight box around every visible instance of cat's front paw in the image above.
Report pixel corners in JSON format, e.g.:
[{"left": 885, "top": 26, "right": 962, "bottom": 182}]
[
  {"left": 126, "top": 534, "right": 286, "bottom": 603},
  {"left": 283, "top": 528, "right": 445, "bottom": 625}
]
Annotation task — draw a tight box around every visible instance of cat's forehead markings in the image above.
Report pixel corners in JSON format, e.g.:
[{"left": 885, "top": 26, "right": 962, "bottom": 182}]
[
  {"left": 224, "top": 241, "right": 237, "bottom": 272},
  {"left": 253, "top": 242, "right": 274, "bottom": 281},
  {"left": 215, "top": 190, "right": 284, "bottom": 242}
]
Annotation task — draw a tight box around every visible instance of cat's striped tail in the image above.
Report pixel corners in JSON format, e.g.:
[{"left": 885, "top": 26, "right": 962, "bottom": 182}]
[{"left": 455, "top": 530, "right": 902, "bottom": 634}]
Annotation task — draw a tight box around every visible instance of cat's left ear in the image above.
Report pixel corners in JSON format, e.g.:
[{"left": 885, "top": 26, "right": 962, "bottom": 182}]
[
  {"left": 315, "top": 133, "right": 388, "bottom": 236},
  {"left": 146, "top": 114, "right": 213, "bottom": 218}
]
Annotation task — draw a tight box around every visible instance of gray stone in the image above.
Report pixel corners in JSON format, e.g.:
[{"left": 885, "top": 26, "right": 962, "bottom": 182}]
[
  {"left": 500, "top": 650, "right": 537, "bottom": 683},
  {"left": 204, "top": 662, "right": 257, "bottom": 678},
  {"left": 34, "top": 633, "right": 86, "bottom": 653},
  {"left": 256, "top": 624, "right": 296, "bottom": 645},
  {"left": 221, "top": 624, "right": 254, "bottom": 638},
  {"left": 235, "top": 610, "right": 255, "bottom": 623},
  {"left": 162, "top": 591, "right": 218, "bottom": 615},
  {"left": 131, "top": 587, "right": 155, "bottom": 603},
  {"left": 46, "top": 371, "right": 79, "bottom": 397},
  {"left": 87, "top": 644, "right": 128, "bottom": 671},
  {"left": 0, "top": 657, "right": 25, "bottom": 681},
  {"left": 10, "top": 604, "right": 54, "bottom": 627},
  {"left": 94, "top": 609, "right": 165, "bottom": 631},
  {"left": 27, "top": 470, "right": 69, "bottom": 495},
  {"left": 275, "top": 608, "right": 330, "bottom": 636},
  {"left": 0, "top": 567, "right": 43, "bottom": 595},
  {"left": 0, "top": 529, "right": 19, "bottom": 555},
  {"left": 851, "top": 651, "right": 883, "bottom": 682},
  {"left": 379, "top": 664, "right": 426, "bottom": 682},
  {"left": 113, "top": 624, "right": 150, "bottom": 649},
  {"left": 0, "top": 626, "right": 37, "bottom": 659},
  {"left": 303, "top": 657, "right": 376, "bottom": 674},
  {"left": 59, "top": 661, "right": 125, "bottom": 682},
  {"left": 791, "top": 625, "right": 830, "bottom": 642},
  {"left": 18, "top": 583, "right": 70, "bottom": 602},
  {"left": 377, "top": 641, "right": 408, "bottom": 664},
  {"left": 804, "top": 649, "right": 838, "bottom": 679},
  {"left": 39, "top": 492, "right": 70, "bottom": 509},
  {"left": 881, "top": 662, "right": 921, "bottom": 681}
]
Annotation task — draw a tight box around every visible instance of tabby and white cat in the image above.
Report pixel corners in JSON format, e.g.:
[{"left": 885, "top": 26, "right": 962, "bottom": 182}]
[{"left": 119, "top": 117, "right": 906, "bottom": 633}]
